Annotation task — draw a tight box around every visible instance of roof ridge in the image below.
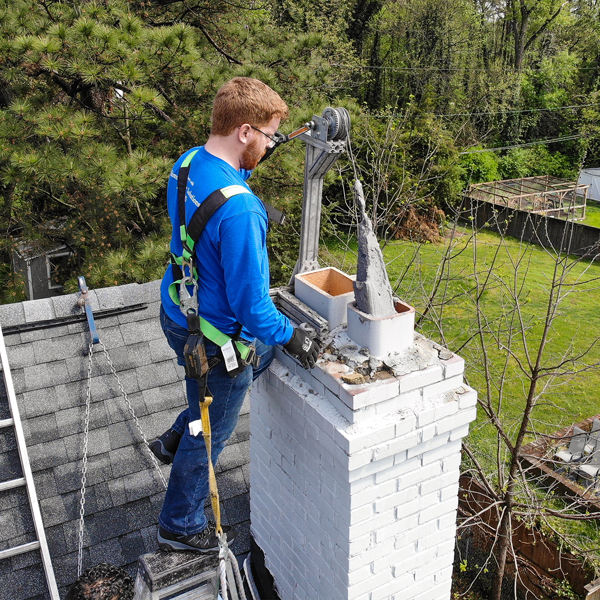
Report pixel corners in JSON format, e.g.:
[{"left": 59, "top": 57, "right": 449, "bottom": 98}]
[{"left": 0, "top": 280, "right": 160, "bottom": 329}]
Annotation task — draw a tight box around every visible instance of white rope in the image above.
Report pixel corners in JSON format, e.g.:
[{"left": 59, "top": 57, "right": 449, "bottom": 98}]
[
  {"left": 228, "top": 548, "right": 247, "bottom": 600},
  {"left": 219, "top": 544, "right": 229, "bottom": 600},
  {"left": 217, "top": 534, "right": 247, "bottom": 600}
]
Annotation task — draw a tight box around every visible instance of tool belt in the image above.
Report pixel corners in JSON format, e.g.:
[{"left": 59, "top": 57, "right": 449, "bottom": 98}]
[{"left": 183, "top": 312, "right": 259, "bottom": 380}]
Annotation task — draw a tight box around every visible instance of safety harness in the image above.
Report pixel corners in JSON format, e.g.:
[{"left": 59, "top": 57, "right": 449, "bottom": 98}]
[{"left": 168, "top": 148, "right": 285, "bottom": 376}]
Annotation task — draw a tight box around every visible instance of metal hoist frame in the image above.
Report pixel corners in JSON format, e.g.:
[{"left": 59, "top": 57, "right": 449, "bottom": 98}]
[{"left": 292, "top": 107, "right": 351, "bottom": 279}]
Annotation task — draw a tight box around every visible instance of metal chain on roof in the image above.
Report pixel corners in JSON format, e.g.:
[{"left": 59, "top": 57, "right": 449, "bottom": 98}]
[
  {"left": 77, "top": 339, "right": 168, "bottom": 577},
  {"left": 97, "top": 340, "right": 168, "bottom": 490},
  {"left": 77, "top": 342, "right": 94, "bottom": 578}
]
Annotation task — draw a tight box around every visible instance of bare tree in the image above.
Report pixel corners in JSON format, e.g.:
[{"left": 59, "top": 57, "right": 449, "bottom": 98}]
[
  {"left": 319, "top": 110, "right": 600, "bottom": 595},
  {"left": 412, "top": 204, "right": 600, "bottom": 598},
  {"left": 504, "top": 0, "right": 569, "bottom": 70},
  {"left": 324, "top": 176, "right": 600, "bottom": 596},
  {"left": 326, "top": 109, "right": 464, "bottom": 245}
]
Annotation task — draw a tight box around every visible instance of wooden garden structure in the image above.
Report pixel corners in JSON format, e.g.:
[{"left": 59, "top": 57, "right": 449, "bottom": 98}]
[{"left": 467, "top": 175, "right": 589, "bottom": 221}]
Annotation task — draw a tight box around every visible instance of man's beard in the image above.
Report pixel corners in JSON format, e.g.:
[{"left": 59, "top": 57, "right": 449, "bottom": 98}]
[{"left": 240, "top": 138, "right": 265, "bottom": 171}]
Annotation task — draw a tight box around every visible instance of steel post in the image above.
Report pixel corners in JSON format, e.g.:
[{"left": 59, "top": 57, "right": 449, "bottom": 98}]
[{"left": 292, "top": 135, "right": 347, "bottom": 280}]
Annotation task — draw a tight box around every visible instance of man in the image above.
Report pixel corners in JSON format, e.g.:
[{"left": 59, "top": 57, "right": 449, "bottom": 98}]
[{"left": 153, "top": 77, "right": 319, "bottom": 553}]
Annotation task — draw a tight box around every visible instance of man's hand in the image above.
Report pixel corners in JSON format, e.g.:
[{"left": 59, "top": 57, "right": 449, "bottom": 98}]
[{"left": 284, "top": 327, "right": 320, "bottom": 369}]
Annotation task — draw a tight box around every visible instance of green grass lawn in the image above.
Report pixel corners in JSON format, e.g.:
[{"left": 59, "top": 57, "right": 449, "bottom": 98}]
[
  {"left": 322, "top": 225, "right": 600, "bottom": 460},
  {"left": 583, "top": 200, "right": 600, "bottom": 228}
]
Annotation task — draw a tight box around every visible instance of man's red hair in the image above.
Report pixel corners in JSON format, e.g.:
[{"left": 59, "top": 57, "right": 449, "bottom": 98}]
[{"left": 211, "top": 77, "right": 289, "bottom": 136}]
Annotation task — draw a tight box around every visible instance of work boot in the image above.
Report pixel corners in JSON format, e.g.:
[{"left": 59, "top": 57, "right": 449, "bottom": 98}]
[
  {"left": 148, "top": 428, "right": 181, "bottom": 465},
  {"left": 157, "top": 522, "right": 235, "bottom": 553}
]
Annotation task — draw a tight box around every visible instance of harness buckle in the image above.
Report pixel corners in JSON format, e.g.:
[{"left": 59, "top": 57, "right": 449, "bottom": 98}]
[
  {"left": 179, "top": 276, "right": 199, "bottom": 316},
  {"left": 242, "top": 344, "right": 260, "bottom": 369},
  {"left": 181, "top": 254, "right": 195, "bottom": 279}
]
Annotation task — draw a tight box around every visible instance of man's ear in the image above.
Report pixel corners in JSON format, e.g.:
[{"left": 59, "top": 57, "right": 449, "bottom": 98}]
[{"left": 237, "top": 124, "right": 252, "bottom": 145}]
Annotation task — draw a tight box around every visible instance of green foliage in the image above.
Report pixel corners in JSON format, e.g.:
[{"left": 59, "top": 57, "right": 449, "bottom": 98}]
[
  {"left": 0, "top": 0, "right": 361, "bottom": 298},
  {"left": 326, "top": 103, "right": 460, "bottom": 244},
  {"left": 349, "top": 0, "right": 598, "bottom": 185},
  {"left": 355, "top": 0, "right": 494, "bottom": 112},
  {"left": 459, "top": 150, "right": 500, "bottom": 187},
  {"left": 499, "top": 148, "right": 537, "bottom": 179},
  {"left": 551, "top": 580, "right": 582, "bottom": 600},
  {"left": 63, "top": 228, "right": 170, "bottom": 292},
  {"left": 499, "top": 147, "right": 578, "bottom": 180},
  {"left": 0, "top": 0, "right": 200, "bottom": 290},
  {"left": 0, "top": 262, "right": 26, "bottom": 304},
  {"left": 579, "top": 92, "right": 600, "bottom": 168},
  {"left": 521, "top": 53, "right": 578, "bottom": 113},
  {"left": 1, "top": 0, "right": 596, "bottom": 300}
]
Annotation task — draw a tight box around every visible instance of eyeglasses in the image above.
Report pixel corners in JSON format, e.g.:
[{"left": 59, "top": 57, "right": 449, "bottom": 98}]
[{"left": 250, "top": 125, "right": 277, "bottom": 148}]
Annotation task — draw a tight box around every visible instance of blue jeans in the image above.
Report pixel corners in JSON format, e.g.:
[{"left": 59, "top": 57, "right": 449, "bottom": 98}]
[{"left": 159, "top": 305, "right": 274, "bottom": 535}]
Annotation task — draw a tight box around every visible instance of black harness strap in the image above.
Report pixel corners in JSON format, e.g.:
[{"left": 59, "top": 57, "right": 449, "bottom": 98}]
[
  {"left": 177, "top": 164, "right": 191, "bottom": 232},
  {"left": 186, "top": 188, "right": 231, "bottom": 249},
  {"left": 172, "top": 153, "right": 286, "bottom": 282},
  {"left": 264, "top": 203, "right": 285, "bottom": 225}
]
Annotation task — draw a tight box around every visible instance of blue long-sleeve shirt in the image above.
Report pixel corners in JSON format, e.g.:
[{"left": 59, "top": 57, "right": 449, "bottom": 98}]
[{"left": 160, "top": 146, "right": 293, "bottom": 346}]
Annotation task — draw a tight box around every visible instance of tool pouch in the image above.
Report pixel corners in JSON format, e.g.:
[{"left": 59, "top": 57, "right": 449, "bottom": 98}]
[
  {"left": 184, "top": 333, "right": 209, "bottom": 379},
  {"left": 184, "top": 313, "right": 209, "bottom": 379}
]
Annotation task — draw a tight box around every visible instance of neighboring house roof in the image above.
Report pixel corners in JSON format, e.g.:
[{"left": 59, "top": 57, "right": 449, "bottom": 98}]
[
  {"left": 14, "top": 242, "right": 71, "bottom": 262},
  {"left": 0, "top": 281, "right": 251, "bottom": 600}
]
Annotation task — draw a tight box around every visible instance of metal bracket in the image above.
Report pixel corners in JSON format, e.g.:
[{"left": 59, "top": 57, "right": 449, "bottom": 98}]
[
  {"left": 77, "top": 276, "right": 99, "bottom": 344},
  {"left": 292, "top": 121, "right": 348, "bottom": 280}
]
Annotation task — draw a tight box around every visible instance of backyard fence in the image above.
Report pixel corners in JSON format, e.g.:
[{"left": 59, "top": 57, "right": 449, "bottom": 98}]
[
  {"left": 460, "top": 196, "right": 600, "bottom": 261},
  {"left": 458, "top": 476, "right": 595, "bottom": 598}
]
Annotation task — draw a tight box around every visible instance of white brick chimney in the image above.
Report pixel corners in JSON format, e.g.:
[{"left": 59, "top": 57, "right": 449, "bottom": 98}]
[{"left": 250, "top": 330, "right": 476, "bottom": 600}]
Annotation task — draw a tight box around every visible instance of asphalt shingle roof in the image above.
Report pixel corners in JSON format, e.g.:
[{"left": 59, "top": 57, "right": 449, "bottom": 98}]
[{"left": 0, "top": 281, "right": 252, "bottom": 599}]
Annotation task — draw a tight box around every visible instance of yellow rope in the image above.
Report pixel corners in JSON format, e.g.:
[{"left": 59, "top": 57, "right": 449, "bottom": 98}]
[
  {"left": 200, "top": 394, "right": 222, "bottom": 536},
  {"left": 199, "top": 389, "right": 247, "bottom": 600}
]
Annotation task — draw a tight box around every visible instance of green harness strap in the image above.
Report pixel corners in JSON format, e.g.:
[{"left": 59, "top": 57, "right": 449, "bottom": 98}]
[{"left": 168, "top": 150, "right": 251, "bottom": 360}]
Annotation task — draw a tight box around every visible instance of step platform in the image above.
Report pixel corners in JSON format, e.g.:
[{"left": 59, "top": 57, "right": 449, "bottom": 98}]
[{"left": 133, "top": 549, "right": 220, "bottom": 599}]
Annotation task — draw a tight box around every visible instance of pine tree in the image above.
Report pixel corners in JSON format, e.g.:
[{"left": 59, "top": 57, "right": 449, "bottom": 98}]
[{"left": 0, "top": 0, "right": 360, "bottom": 297}]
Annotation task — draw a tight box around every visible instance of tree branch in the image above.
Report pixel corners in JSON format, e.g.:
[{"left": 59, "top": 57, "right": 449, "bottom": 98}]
[{"left": 189, "top": 10, "right": 243, "bottom": 65}]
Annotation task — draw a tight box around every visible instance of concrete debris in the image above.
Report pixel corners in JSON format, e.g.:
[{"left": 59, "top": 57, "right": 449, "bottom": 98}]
[
  {"left": 320, "top": 328, "right": 437, "bottom": 384},
  {"left": 353, "top": 179, "right": 396, "bottom": 319},
  {"left": 432, "top": 342, "right": 454, "bottom": 361},
  {"left": 320, "top": 325, "right": 440, "bottom": 379},
  {"left": 383, "top": 333, "right": 439, "bottom": 377},
  {"left": 369, "top": 356, "right": 383, "bottom": 373},
  {"left": 342, "top": 372, "right": 367, "bottom": 385},
  {"left": 320, "top": 330, "right": 369, "bottom": 370}
]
